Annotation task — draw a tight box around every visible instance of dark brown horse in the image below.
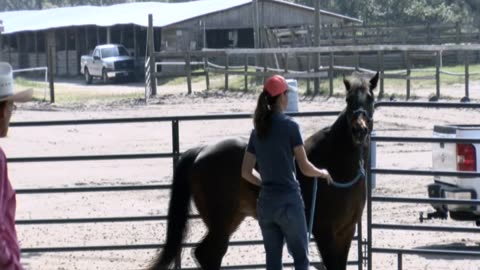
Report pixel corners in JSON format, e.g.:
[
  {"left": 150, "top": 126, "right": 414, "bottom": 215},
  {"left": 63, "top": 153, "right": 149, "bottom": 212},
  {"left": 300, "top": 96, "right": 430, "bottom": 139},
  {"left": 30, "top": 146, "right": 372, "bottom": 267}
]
[{"left": 149, "top": 72, "right": 379, "bottom": 270}]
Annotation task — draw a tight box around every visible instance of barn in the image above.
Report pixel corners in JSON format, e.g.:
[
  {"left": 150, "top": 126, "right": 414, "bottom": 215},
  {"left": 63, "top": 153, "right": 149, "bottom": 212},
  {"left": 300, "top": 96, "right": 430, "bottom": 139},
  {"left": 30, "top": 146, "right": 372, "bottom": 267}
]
[{"left": 0, "top": 0, "right": 360, "bottom": 77}]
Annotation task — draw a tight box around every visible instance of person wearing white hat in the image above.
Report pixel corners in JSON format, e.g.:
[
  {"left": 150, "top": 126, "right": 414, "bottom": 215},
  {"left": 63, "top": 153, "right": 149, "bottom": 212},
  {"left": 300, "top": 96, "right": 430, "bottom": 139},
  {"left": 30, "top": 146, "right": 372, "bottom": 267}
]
[{"left": 0, "top": 62, "right": 32, "bottom": 270}]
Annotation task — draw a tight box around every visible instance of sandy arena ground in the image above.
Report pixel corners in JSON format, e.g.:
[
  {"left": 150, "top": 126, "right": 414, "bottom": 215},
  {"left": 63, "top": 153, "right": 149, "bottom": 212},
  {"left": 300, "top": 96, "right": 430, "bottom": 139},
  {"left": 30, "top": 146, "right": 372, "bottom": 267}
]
[{"left": 4, "top": 76, "right": 480, "bottom": 270}]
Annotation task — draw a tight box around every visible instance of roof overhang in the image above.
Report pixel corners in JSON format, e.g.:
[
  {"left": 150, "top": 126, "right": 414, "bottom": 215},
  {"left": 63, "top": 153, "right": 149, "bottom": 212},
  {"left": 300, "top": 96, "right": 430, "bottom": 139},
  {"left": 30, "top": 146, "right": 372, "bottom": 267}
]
[{"left": 0, "top": 0, "right": 361, "bottom": 34}]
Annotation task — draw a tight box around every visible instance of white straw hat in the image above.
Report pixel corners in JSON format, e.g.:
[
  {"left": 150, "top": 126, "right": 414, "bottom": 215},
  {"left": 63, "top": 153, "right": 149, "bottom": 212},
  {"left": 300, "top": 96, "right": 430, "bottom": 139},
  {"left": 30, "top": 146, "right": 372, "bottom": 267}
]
[{"left": 0, "top": 62, "right": 33, "bottom": 102}]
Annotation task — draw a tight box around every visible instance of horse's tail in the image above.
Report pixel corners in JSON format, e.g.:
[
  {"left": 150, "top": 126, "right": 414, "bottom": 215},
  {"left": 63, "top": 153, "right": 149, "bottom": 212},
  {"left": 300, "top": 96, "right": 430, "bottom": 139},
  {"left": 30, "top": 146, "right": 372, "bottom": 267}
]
[{"left": 149, "top": 146, "right": 202, "bottom": 270}]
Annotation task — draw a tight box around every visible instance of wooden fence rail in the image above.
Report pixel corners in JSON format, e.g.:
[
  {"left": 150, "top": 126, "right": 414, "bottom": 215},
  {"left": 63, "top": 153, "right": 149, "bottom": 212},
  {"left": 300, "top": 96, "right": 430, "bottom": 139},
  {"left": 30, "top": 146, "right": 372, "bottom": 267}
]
[{"left": 148, "top": 44, "right": 480, "bottom": 102}]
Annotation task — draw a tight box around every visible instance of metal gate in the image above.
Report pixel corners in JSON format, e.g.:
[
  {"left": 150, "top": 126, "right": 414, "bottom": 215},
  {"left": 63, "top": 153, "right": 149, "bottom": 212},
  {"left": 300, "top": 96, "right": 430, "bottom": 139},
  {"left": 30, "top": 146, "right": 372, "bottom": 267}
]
[{"left": 367, "top": 101, "right": 480, "bottom": 270}]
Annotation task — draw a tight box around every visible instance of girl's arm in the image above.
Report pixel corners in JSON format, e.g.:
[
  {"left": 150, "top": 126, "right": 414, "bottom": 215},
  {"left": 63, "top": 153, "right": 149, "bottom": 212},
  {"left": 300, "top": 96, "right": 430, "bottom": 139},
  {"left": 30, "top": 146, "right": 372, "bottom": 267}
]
[
  {"left": 294, "top": 145, "right": 332, "bottom": 184},
  {"left": 241, "top": 151, "right": 262, "bottom": 186}
]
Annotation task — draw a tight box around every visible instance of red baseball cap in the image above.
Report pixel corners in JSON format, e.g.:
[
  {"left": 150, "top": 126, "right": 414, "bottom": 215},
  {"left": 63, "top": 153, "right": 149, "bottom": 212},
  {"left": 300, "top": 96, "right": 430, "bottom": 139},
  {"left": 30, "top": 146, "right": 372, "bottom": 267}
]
[{"left": 264, "top": 75, "right": 288, "bottom": 97}]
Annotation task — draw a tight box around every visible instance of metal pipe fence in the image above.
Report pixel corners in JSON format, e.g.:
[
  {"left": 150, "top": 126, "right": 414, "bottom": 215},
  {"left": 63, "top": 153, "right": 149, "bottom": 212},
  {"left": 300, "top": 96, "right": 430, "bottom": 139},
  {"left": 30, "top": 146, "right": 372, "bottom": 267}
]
[
  {"left": 367, "top": 101, "right": 480, "bottom": 270},
  {"left": 17, "top": 101, "right": 480, "bottom": 269},
  {"left": 12, "top": 110, "right": 368, "bottom": 269}
]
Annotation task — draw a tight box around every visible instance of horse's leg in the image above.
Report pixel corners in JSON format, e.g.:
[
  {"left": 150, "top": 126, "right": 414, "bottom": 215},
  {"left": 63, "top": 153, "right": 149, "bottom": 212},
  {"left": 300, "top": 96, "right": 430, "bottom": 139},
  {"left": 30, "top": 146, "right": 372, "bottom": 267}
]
[
  {"left": 194, "top": 212, "right": 246, "bottom": 270},
  {"left": 314, "top": 225, "right": 357, "bottom": 270},
  {"left": 335, "top": 225, "right": 356, "bottom": 270},
  {"left": 314, "top": 227, "right": 343, "bottom": 270}
]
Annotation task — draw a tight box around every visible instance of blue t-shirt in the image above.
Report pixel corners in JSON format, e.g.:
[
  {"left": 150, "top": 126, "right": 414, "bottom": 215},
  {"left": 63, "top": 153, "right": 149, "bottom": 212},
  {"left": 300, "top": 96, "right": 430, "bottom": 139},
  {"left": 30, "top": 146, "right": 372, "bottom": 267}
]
[{"left": 247, "top": 112, "right": 304, "bottom": 195}]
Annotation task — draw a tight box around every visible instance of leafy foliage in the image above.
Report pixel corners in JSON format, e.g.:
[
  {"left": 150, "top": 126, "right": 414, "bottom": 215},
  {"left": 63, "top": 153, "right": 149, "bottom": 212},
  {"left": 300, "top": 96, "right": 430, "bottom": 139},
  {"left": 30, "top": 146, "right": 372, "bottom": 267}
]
[{"left": 289, "top": 0, "right": 478, "bottom": 26}]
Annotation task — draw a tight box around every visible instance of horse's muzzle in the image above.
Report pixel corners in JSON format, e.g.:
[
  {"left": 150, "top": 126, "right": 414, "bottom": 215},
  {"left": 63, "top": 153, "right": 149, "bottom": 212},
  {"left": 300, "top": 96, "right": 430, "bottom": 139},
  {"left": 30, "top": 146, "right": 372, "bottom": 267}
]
[{"left": 352, "top": 117, "right": 370, "bottom": 145}]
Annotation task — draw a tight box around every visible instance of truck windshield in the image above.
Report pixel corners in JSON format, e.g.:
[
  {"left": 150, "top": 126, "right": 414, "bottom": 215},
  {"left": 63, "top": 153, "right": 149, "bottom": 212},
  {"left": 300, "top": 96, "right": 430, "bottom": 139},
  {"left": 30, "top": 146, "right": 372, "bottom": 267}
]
[{"left": 101, "top": 46, "right": 130, "bottom": 58}]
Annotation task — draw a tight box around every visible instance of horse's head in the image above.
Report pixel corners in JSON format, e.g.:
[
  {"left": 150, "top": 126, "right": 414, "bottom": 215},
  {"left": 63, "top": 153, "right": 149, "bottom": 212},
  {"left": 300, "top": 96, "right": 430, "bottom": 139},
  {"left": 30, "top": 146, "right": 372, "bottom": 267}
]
[{"left": 343, "top": 72, "right": 379, "bottom": 146}]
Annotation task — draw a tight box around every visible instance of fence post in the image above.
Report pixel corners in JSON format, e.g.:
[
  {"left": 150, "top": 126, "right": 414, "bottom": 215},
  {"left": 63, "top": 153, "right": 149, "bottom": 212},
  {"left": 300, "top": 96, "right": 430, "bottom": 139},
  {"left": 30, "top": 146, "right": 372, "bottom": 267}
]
[
  {"left": 171, "top": 119, "right": 181, "bottom": 269},
  {"left": 329, "top": 52, "right": 334, "bottom": 96},
  {"left": 185, "top": 51, "right": 192, "bottom": 95},
  {"left": 204, "top": 55, "right": 210, "bottom": 90},
  {"left": 244, "top": 54, "right": 248, "bottom": 92},
  {"left": 431, "top": 51, "right": 441, "bottom": 101},
  {"left": 47, "top": 46, "right": 55, "bottom": 103},
  {"left": 147, "top": 14, "right": 157, "bottom": 96},
  {"left": 367, "top": 143, "right": 373, "bottom": 270},
  {"left": 405, "top": 51, "right": 410, "bottom": 100},
  {"left": 313, "top": 0, "right": 320, "bottom": 95},
  {"left": 462, "top": 51, "right": 470, "bottom": 102},
  {"left": 306, "top": 54, "right": 311, "bottom": 95},
  {"left": 357, "top": 221, "right": 363, "bottom": 270},
  {"left": 378, "top": 51, "right": 384, "bottom": 100},
  {"left": 224, "top": 53, "right": 229, "bottom": 91}
]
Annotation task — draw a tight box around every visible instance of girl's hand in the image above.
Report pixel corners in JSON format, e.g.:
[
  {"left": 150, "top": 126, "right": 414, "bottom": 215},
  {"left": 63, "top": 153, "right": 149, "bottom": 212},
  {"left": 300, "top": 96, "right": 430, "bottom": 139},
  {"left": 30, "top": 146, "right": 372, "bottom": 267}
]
[{"left": 321, "top": 169, "right": 333, "bottom": 185}]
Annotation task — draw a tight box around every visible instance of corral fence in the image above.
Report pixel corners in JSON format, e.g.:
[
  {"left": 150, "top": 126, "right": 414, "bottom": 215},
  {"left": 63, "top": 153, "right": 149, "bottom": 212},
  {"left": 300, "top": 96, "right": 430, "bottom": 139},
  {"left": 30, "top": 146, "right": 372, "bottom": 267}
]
[
  {"left": 269, "top": 22, "right": 480, "bottom": 48},
  {"left": 13, "top": 111, "right": 364, "bottom": 269},
  {"left": 12, "top": 102, "right": 480, "bottom": 269},
  {"left": 146, "top": 44, "right": 480, "bottom": 102},
  {"left": 367, "top": 101, "right": 480, "bottom": 270}
]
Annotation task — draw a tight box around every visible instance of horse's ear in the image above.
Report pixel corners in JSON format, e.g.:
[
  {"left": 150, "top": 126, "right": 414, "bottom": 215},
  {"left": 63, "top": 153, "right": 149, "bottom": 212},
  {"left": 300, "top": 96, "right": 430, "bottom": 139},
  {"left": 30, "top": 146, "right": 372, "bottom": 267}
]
[
  {"left": 370, "top": 72, "right": 379, "bottom": 91},
  {"left": 343, "top": 75, "right": 351, "bottom": 92}
]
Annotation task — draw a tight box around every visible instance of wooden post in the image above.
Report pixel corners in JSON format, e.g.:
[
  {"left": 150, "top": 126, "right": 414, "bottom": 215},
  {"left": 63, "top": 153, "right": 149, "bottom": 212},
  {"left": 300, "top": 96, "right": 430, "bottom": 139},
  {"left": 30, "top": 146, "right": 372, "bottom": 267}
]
[
  {"left": 204, "top": 55, "right": 210, "bottom": 90},
  {"left": 263, "top": 54, "right": 267, "bottom": 82},
  {"left": 284, "top": 52, "right": 289, "bottom": 74},
  {"left": 244, "top": 54, "right": 248, "bottom": 92},
  {"left": 462, "top": 51, "right": 470, "bottom": 102},
  {"left": 224, "top": 54, "right": 229, "bottom": 91},
  {"left": 378, "top": 51, "right": 384, "bottom": 99},
  {"left": 355, "top": 52, "right": 360, "bottom": 71},
  {"left": 147, "top": 14, "right": 157, "bottom": 96},
  {"left": 186, "top": 51, "right": 192, "bottom": 95},
  {"left": 329, "top": 52, "right": 333, "bottom": 96},
  {"left": 455, "top": 23, "right": 461, "bottom": 61},
  {"left": 253, "top": 0, "right": 260, "bottom": 85},
  {"left": 306, "top": 54, "right": 311, "bottom": 95},
  {"left": 405, "top": 51, "right": 410, "bottom": 100},
  {"left": 313, "top": 0, "right": 320, "bottom": 95},
  {"left": 47, "top": 46, "right": 55, "bottom": 103},
  {"left": 432, "top": 51, "right": 441, "bottom": 101}
]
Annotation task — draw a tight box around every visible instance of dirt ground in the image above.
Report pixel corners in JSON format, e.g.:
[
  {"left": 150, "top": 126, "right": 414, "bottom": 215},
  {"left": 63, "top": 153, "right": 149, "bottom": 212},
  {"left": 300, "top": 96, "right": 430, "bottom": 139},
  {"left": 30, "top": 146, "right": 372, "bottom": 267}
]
[{"left": 4, "top": 76, "right": 480, "bottom": 270}]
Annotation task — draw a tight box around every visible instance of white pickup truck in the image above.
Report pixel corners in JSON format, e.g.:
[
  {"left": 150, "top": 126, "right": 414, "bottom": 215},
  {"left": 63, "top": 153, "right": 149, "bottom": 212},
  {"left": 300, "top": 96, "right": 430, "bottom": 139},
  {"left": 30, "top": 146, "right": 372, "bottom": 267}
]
[
  {"left": 424, "top": 125, "right": 480, "bottom": 225},
  {"left": 80, "top": 44, "right": 135, "bottom": 84}
]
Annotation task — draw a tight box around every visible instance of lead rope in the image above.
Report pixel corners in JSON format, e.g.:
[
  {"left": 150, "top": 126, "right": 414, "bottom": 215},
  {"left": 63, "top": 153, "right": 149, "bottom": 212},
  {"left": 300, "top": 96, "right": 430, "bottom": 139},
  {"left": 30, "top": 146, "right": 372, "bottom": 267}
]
[{"left": 307, "top": 147, "right": 365, "bottom": 268}]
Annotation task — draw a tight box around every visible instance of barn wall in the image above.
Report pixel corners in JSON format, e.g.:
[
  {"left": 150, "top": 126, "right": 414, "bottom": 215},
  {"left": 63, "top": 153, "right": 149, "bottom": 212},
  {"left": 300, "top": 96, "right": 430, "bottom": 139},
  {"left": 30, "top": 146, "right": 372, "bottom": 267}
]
[{"left": 0, "top": 1, "right": 353, "bottom": 77}]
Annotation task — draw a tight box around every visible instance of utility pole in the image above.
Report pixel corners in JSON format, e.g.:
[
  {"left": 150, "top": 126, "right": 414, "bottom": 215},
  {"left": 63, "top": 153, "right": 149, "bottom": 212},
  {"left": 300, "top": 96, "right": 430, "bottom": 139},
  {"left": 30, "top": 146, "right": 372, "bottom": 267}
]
[{"left": 313, "top": 0, "right": 320, "bottom": 95}]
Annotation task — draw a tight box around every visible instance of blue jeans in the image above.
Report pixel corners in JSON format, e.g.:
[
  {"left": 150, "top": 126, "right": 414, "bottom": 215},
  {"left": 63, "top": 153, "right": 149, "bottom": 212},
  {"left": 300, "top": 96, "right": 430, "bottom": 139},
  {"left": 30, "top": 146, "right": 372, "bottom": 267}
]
[{"left": 257, "top": 192, "right": 309, "bottom": 270}]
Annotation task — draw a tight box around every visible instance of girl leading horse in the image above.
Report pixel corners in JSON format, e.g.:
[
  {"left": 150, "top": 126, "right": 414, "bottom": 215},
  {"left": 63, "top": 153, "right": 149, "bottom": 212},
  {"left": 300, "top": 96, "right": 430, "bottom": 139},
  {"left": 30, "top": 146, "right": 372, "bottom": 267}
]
[{"left": 150, "top": 72, "right": 379, "bottom": 270}]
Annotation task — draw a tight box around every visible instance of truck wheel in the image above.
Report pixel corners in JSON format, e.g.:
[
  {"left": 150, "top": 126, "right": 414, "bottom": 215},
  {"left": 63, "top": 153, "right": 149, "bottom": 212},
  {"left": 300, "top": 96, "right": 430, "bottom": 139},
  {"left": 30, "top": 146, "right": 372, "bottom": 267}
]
[
  {"left": 102, "top": 69, "right": 108, "bottom": 84},
  {"left": 84, "top": 68, "right": 92, "bottom": 85}
]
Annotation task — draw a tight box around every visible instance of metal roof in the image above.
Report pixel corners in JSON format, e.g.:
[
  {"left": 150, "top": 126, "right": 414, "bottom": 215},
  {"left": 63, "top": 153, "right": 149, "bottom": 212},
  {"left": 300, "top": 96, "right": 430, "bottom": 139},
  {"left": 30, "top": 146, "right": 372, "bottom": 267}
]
[{"left": 0, "top": 0, "right": 361, "bottom": 34}]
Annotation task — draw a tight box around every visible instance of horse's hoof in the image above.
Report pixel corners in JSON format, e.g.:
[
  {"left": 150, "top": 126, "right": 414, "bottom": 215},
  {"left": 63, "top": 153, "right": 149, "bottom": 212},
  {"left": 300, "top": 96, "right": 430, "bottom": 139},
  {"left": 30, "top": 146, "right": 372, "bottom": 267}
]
[{"left": 310, "top": 263, "right": 327, "bottom": 270}]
